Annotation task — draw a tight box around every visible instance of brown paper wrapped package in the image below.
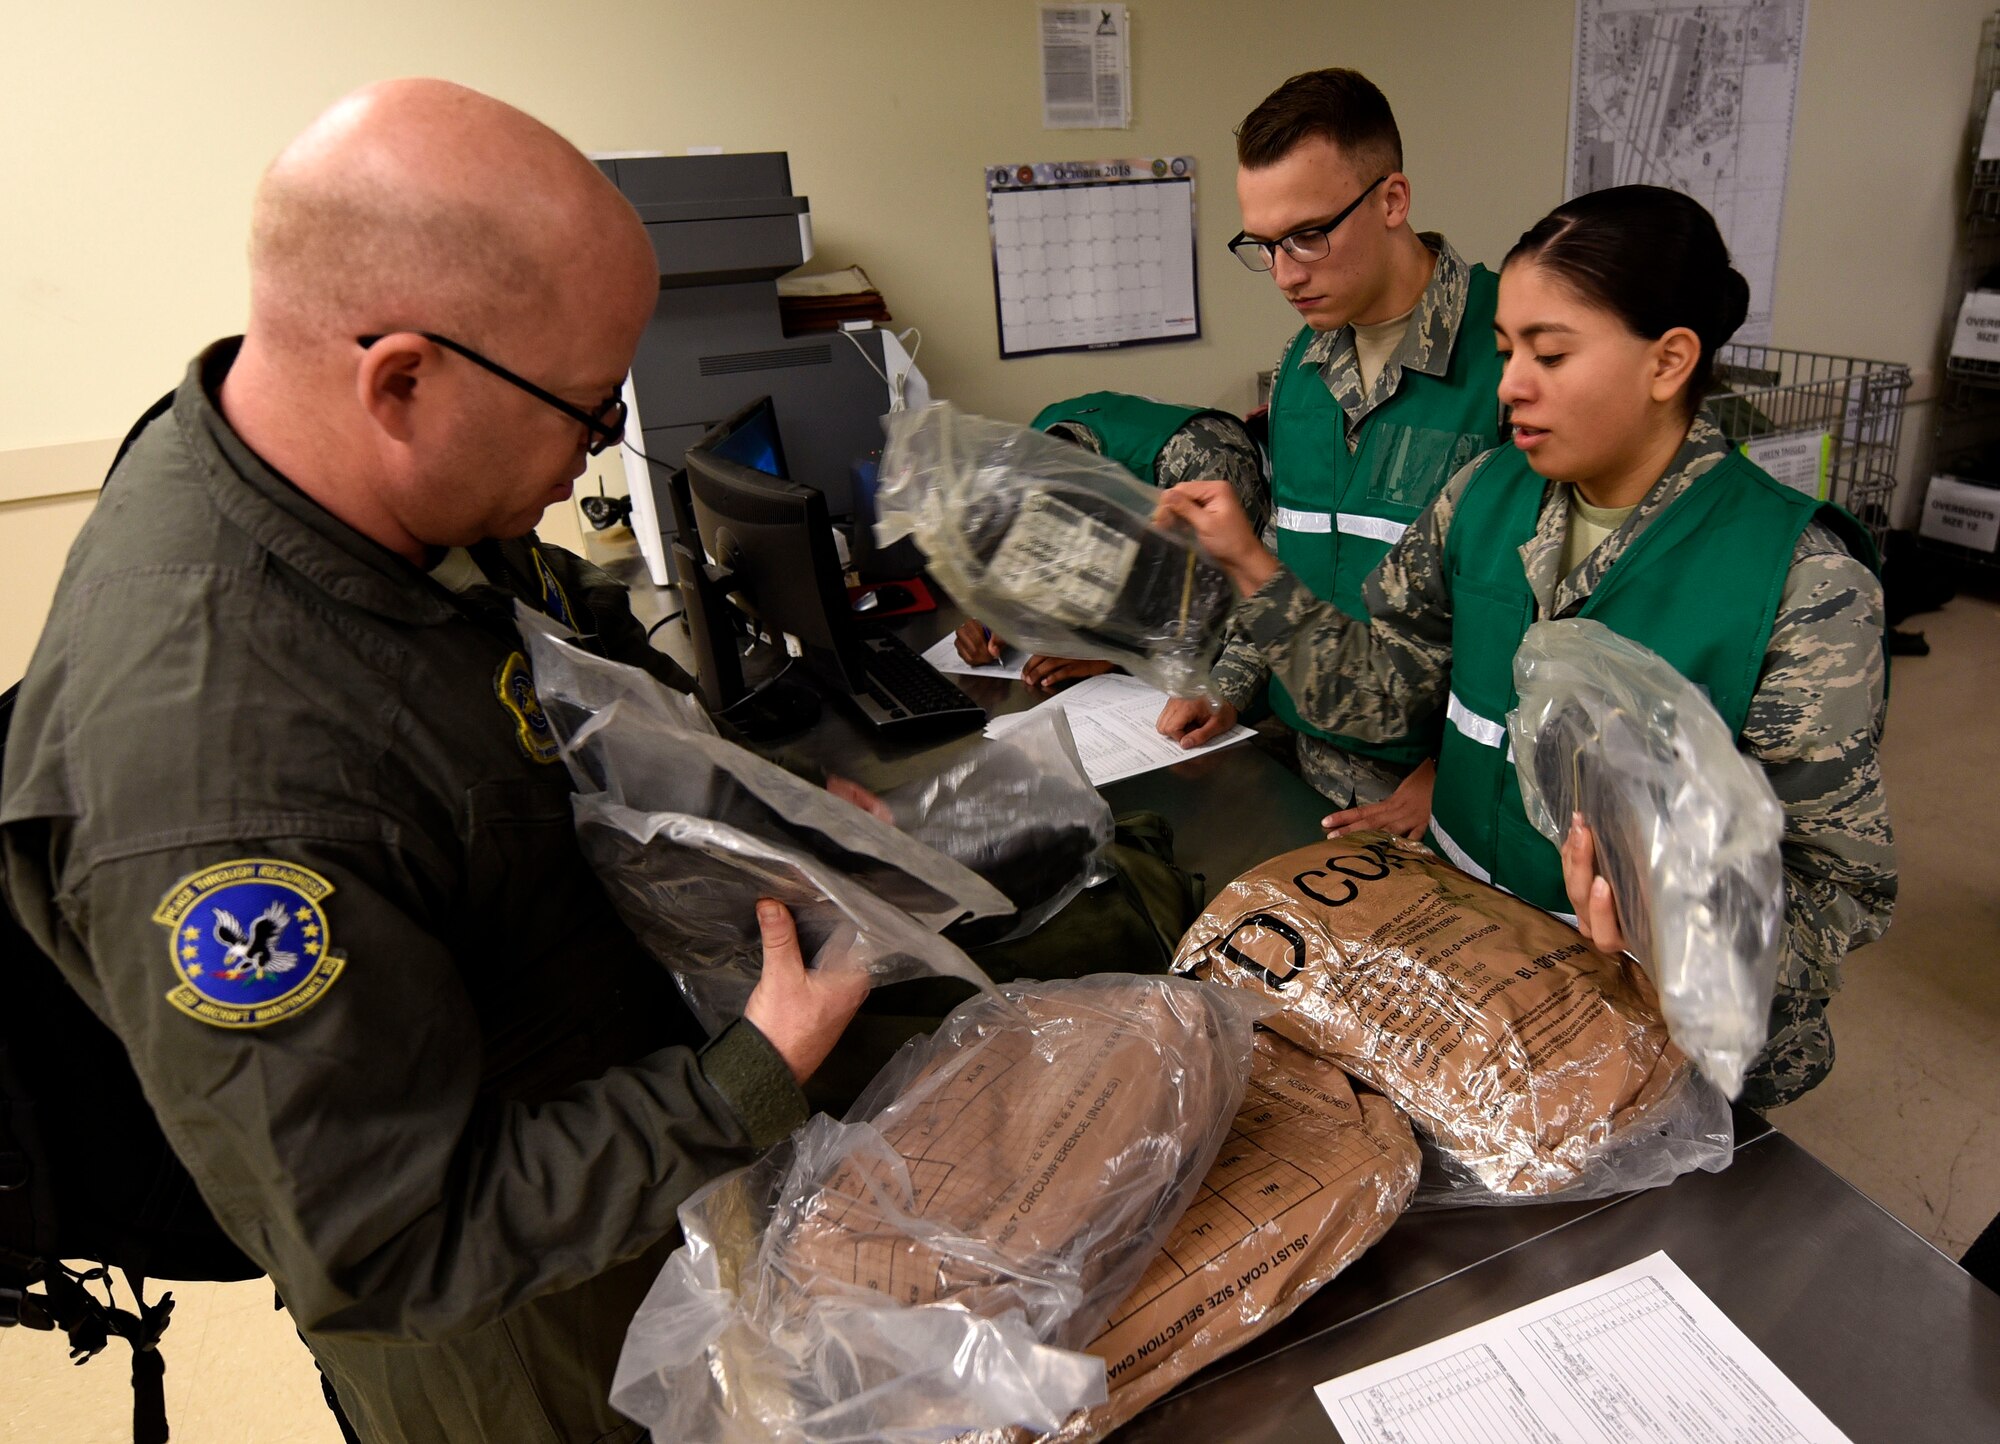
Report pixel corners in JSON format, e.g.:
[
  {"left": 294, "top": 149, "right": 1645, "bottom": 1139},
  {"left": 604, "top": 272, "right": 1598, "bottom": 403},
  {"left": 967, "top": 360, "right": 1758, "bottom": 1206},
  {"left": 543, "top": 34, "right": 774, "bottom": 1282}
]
[
  {"left": 775, "top": 976, "right": 1253, "bottom": 1348},
  {"left": 957, "top": 1029, "right": 1420, "bottom": 1444},
  {"left": 1173, "top": 831, "right": 1691, "bottom": 1196}
]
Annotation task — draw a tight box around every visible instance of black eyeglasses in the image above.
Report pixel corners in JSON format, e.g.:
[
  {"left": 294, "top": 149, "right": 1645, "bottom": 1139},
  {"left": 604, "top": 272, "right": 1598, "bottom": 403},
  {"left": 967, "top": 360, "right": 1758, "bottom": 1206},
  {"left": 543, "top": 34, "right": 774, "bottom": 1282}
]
[
  {"left": 357, "top": 332, "right": 628, "bottom": 455},
  {"left": 1227, "top": 175, "right": 1390, "bottom": 272}
]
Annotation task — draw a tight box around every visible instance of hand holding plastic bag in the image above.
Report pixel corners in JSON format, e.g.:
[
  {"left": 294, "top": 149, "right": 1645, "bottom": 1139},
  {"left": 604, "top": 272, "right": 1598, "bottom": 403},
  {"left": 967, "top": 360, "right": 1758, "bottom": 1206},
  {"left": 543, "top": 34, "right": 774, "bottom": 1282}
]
[
  {"left": 518, "top": 611, "right": 1005, "bottom": 1030},
  {"left": 874, "top": 403, "right": 1235, "bottom": 697},
  {"left": 610, "top": 976, "right": 1263, "bottom": 1442},
  {"left": 1510, "top": 618, "right": 1785, "bottom": 1100}
]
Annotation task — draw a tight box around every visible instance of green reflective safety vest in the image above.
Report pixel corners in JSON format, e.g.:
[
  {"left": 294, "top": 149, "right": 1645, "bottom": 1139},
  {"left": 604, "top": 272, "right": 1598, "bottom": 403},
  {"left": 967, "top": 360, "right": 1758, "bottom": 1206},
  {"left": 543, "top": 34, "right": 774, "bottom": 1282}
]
[
  {"left": 1427, "top": 443, "right": 1879, "bottom": 913},
  {"left": 1267, "top": 265, "right": 1505, "bottom": 768},
  {"left": 1031, "top": 392, "right": 1224, "bottom": 484}
]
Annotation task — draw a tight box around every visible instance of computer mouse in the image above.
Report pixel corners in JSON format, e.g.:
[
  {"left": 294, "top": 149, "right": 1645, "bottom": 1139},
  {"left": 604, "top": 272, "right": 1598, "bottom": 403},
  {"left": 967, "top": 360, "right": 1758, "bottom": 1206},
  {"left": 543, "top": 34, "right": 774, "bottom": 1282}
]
[{"left": 860, "top": 583, "right": 916, "bottom": 611}]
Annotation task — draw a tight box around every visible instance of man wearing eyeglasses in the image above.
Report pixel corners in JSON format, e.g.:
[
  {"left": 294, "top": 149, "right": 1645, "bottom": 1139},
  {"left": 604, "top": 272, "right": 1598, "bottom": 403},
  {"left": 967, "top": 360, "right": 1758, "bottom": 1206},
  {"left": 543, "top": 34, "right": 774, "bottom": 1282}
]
[
  {"left": 1, "top": 80, "right": 867, "bottom": 1444},
  {"left": 1157, "top": 69, "right": 1506, "bottom": 843}
]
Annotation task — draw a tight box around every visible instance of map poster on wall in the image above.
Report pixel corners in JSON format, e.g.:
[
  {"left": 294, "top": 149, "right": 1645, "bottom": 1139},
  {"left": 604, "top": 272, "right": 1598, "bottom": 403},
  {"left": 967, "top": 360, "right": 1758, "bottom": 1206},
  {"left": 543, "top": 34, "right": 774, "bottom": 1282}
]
[
  {"left": 986, "top": 158, "right": 1200, "bottom": 358},
  {"left": 1568, "top": 0, "right": 1808, "bottom": 344}
]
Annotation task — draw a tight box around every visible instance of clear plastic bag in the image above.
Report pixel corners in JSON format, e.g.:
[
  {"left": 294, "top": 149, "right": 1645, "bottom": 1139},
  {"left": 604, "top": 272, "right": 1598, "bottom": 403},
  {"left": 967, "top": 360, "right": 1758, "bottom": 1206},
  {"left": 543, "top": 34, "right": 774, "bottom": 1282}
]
[
  {"left": 1510, "top": 618, "right": 1786, "bottom": 1100},
  {"left": 609, "top": 976, "right": 1263, "bottom": 1443},
  {"left": 1172, "top": 832, "right": 1733, "bottom": 1203},
  {"left": 575, "top": 795, "right": 998, "bottom": 1032},
  {"left": 888, "top": 709, "right": 1115, "bottom": 947},
  {"left": 954, "top": 1030, "right": 1421, "bottom": 1444},
  {"left": 1408, "top": 1064, "right": 1731, "bottom": 1209},
  {"left": 518, "top": 611, "right": 1008, "bottom": 1031},
  {"left": 874, "top": 403, "right": 1234, "bottom": 697}
]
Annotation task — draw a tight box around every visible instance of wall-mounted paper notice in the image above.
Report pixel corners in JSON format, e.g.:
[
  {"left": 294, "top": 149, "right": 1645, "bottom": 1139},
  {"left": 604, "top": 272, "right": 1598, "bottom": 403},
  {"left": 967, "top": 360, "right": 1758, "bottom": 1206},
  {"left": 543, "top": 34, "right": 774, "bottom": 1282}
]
[
  {"left": 1317, "top": 1251, "right": 1854, "bottom": 1444},
  {"left": 1039, "top": 5, "right": 1129, "bottom": 129}
]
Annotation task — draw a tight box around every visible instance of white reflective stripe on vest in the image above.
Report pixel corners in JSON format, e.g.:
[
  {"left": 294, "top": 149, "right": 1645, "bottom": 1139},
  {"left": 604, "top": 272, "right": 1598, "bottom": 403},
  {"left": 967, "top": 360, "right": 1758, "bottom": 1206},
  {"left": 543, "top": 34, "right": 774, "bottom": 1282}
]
[
  {"left": 1446, "top": 691, "right": 1506, "bottom": 749},
  {"left": 1275, "top": 507, "right": 1333, "bottom": 534},
  {"left": 1428, "top": 815, "right": 1580, "bottom": 927},
  {"left": 1335, "top": 513, "right": 1408, "bottom": 545},
  {"left": 1427, "top": 815, "right": 1492, "bottom": 882}
]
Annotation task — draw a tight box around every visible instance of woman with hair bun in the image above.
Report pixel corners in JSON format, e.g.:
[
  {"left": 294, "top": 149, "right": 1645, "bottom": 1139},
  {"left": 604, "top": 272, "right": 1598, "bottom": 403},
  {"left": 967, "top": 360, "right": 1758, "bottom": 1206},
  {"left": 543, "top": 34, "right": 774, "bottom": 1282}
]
[{"left": 1159, "top": 185, "right": 1893, "bottom": 1109}]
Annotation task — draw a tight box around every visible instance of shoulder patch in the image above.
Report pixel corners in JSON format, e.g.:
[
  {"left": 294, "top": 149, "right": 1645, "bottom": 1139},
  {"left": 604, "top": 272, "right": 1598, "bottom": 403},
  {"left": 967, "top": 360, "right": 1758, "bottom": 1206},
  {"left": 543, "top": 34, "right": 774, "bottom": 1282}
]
[
  {"left": 153, "top": 860, "right": 344, "bottom": 1029},
  {"left": 528, "top": 546, "right": 576, "bottom": 630},
  {"left": 496, "top": 650, "right": 562, "bottom": 764}
]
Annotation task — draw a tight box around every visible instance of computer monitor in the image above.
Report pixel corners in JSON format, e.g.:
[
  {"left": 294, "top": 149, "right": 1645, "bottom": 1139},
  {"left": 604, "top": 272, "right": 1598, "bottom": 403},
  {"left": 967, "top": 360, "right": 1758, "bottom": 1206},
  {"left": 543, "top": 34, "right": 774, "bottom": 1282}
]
[{"left": 682, "top": 397, "right": 865, "bottom": 698}]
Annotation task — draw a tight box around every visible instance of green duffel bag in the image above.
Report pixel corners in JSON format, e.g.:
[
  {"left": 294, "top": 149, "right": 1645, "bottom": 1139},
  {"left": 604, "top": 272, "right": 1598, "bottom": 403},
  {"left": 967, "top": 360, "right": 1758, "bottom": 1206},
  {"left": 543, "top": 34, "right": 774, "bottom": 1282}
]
[{"left": 804, "top": 811, "right": 1205, "bottom": 1114}]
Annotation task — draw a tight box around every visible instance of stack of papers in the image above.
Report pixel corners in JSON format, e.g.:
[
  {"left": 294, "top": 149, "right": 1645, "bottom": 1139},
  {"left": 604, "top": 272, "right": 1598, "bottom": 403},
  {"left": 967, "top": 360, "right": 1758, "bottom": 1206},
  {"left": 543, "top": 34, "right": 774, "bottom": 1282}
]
[
  {"left": 985, "top": 672, "right": 1252, "bottom": 787},
  {"left": 1317, "top": 1252, "right": 1853, "bottom": 1443},
  {"left": 774, "top": 265, "right": 891, "bottom": 333}
]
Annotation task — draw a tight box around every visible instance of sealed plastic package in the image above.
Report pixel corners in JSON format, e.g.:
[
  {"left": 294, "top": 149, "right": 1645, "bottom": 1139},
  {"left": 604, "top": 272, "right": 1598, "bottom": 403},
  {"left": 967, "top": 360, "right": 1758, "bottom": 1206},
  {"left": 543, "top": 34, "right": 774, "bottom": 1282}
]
[
  {"left": 957, "top": 1029, "right": 1419, "bottom": 1444},
  {"left": 519, "top": 612, "right": 1006, "bottom": 1030},
  {"left": 1510, "top": 618, "right": 1785, "bottom": 1100},
  {"left": 1173, "top": 832, "right": 1732, "bottom": 1201},
  {"left": 610, "top": 976, "right": 1263, "bottom": 1443},
  {"left": 873, "top": 403, "right": 1235, "bottom": 697},
  {"left": 888, "top": 709, "right": 1114, "bottom": 947}
]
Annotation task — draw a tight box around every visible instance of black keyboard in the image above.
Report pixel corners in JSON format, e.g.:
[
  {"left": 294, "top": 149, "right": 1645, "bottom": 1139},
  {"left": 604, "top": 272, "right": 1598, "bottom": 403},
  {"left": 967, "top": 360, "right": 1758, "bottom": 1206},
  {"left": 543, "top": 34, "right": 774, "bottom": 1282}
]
[{"left": 848, "top": 625, "right": 987, "bottom": 736}]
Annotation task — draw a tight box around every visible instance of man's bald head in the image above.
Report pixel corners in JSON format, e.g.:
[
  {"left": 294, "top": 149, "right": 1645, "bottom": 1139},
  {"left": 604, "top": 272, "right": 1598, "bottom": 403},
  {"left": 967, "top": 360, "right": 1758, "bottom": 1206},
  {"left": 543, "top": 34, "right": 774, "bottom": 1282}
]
[
  {"left": 224, "top": 80, "right": 660, "bottom": 564},
  {"left": 248, "top": 79, "right": 655, "bottom": 352}
]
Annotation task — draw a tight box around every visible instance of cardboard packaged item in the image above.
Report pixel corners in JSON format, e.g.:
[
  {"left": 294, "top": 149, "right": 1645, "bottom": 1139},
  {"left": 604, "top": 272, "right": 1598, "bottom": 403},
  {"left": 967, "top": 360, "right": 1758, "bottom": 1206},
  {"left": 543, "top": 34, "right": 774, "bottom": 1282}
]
[
  {"left": 776, "top": 976, "right": 1253, "bottom": 1339},
  {"left": 1173, "top": 832, "right": 1727, "bottom": 1199},
  {"left": 610, "top": 975, "right": 1260, "bottom": 1442},
  {"left": 958, "top": 1029, "right": 1420, "bottom": 1444}
]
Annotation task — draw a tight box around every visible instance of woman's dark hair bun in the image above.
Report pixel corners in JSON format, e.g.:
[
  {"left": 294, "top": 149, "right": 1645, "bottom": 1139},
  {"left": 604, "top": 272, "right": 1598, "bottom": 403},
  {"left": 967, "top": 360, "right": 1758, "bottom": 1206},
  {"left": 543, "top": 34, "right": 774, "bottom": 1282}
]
[
  {"left": 1505, "top": 185, "right": 1746, "bottom": 415},
  {"left": 1710, "top": 266, "right": 1751, "bottom": 349}
]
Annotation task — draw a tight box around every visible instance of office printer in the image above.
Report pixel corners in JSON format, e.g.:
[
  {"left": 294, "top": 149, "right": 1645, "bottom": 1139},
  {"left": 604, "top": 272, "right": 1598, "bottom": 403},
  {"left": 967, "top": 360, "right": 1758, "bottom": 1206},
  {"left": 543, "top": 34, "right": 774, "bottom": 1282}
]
[{"left": 597, "top": 152, "right": 908, "bottom": 584}]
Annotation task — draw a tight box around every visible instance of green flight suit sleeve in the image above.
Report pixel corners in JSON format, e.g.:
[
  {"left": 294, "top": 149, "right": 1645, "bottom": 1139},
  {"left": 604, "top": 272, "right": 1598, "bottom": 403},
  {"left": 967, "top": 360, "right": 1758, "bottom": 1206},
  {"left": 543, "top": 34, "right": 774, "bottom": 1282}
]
[{"left": 27, "top": 826, "right": 806, "bottom": 1345}]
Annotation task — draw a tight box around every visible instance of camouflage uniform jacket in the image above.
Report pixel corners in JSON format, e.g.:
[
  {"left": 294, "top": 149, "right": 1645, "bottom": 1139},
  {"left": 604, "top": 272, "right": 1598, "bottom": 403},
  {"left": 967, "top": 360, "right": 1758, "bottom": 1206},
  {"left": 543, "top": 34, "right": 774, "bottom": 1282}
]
[
  {"left": 1230, "top": 413, "right": 1895, "bottom": 1107},
  {"left": 1057, "top": 411, "right": 1269, "bottom": 535},
  {"left": 1211, "top": 234, "right": 1496, "bottom": 808}
]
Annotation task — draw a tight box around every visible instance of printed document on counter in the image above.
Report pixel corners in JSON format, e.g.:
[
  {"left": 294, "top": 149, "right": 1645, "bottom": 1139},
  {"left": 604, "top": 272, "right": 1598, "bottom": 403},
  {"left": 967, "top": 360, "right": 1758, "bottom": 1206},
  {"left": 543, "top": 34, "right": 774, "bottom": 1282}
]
[
  {"left": 985, "top": 672, "right": 1251, "bottom": 786},
  {"left": 920, "top": 632, "right": 1026, "bottom": 681},
  {"left": 1316, "top": 1251, "right": 1852, "bottom": 1444}
]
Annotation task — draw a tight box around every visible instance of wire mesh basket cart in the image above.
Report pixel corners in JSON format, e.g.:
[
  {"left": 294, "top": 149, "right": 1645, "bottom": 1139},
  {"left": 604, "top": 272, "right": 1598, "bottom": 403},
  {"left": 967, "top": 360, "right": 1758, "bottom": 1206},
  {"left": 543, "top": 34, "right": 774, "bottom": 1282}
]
[
  {"left": 1972, "top": 10, "right": 2000, "bottom": 220},
  {"left": 1709, "top": 345, "right": 1911, "bottom": 546}
]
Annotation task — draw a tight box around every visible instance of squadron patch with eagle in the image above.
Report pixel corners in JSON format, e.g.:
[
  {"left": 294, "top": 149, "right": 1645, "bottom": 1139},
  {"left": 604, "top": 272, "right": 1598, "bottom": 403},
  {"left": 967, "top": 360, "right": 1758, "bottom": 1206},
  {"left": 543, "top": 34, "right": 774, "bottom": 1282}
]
[{"left": 153, "top": 859, "right": 345, "bottom": 1028}]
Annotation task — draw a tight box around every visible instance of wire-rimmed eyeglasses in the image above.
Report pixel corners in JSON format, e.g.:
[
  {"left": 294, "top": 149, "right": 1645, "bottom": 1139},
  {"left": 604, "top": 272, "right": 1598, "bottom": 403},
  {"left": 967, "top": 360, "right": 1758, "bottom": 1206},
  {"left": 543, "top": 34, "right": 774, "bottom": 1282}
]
[
  {"left": 357, "top": 332, "right": 628, "bottom": 455},
  {"left": 1227, "top": 175, "right": 1390, "bottom": 272}
]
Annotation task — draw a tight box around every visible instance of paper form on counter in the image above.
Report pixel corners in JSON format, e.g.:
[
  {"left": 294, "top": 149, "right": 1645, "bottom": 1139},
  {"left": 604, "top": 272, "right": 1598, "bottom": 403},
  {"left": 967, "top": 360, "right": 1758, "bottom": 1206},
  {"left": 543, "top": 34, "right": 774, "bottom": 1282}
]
[
  {"left": 920, "top": 632, "right": 1026, "bottom": 681},
  {"left": 984, "top": 672, "right": 1251, "bottom": 786},
  {"left": 1316, "top": 1250, "right": 1853, "bottom": 1444}
]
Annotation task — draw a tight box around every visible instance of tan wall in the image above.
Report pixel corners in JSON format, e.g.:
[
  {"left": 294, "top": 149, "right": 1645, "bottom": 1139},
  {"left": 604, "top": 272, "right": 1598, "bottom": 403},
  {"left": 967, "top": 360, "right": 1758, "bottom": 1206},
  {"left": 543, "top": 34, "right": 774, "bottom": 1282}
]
[{"left": 3, "top": 0, "right": 1988, "bottom": 677}]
